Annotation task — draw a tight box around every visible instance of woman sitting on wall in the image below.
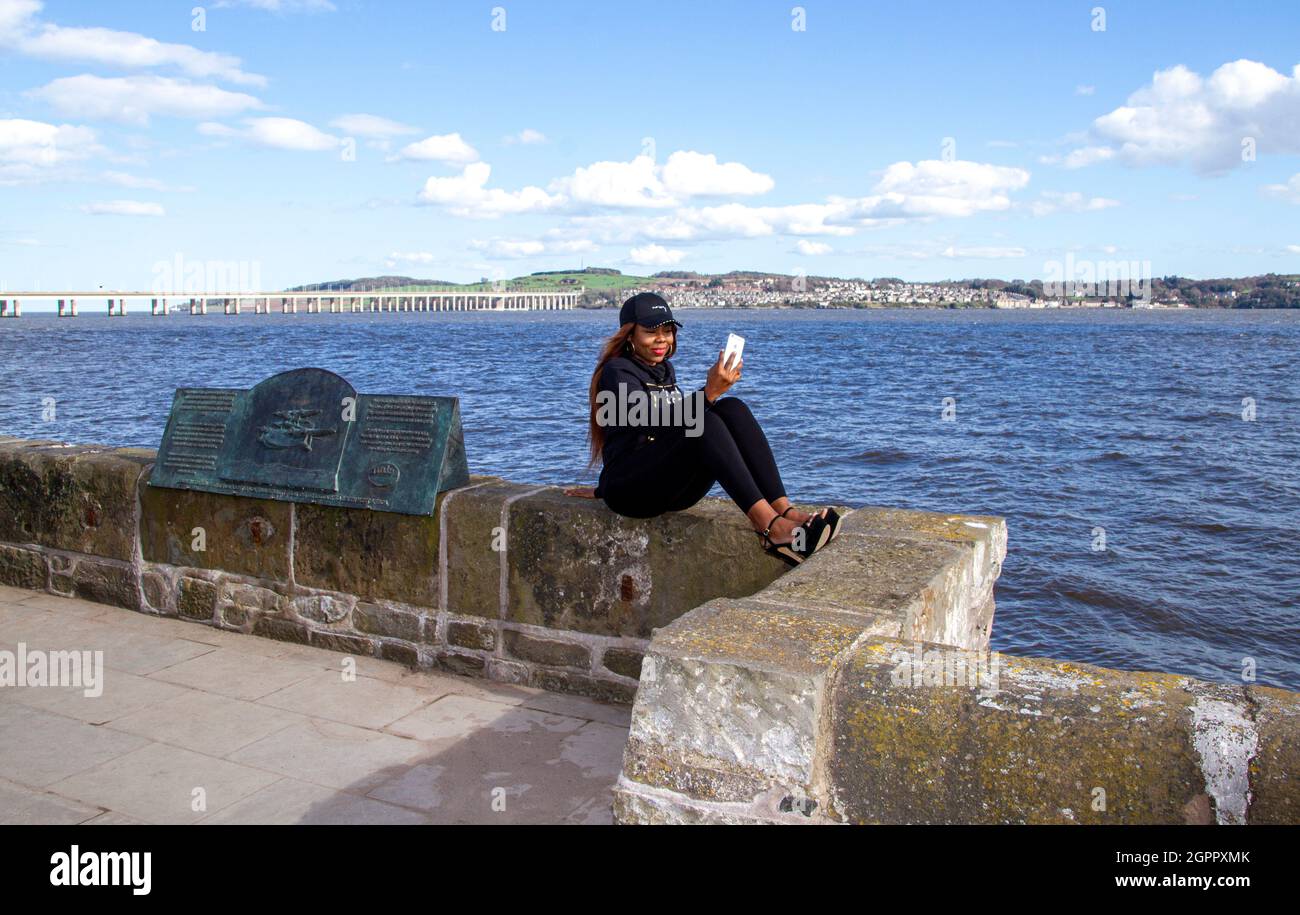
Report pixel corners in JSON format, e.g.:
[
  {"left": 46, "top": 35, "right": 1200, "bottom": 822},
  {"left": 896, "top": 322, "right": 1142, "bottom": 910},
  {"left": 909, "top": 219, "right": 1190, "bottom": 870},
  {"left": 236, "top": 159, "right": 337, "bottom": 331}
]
[{"left": 565, "top": 292, "right": 839, "bottom": 566}]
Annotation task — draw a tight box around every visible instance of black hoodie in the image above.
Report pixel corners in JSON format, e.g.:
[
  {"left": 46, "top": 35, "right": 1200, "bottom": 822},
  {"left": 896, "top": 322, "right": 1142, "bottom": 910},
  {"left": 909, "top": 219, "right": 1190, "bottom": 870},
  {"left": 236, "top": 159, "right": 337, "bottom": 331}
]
[{"left": 593, "top": 353, "right": 713, "bottom": 493}]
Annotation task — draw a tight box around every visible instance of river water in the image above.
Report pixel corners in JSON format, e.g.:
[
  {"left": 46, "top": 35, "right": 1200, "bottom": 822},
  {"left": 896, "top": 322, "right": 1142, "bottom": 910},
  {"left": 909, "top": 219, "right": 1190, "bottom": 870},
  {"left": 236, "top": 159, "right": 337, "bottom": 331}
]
[{"left": 2, "top": 306, "right": 1296, "bottom": 690}]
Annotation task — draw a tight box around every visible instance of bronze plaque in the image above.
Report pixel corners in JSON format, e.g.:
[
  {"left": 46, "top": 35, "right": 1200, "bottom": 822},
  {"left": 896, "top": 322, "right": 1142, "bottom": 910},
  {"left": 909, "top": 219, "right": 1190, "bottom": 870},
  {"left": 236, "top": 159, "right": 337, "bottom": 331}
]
[{"left": 148, "top": 368, "right": 469, "bottom": 515}]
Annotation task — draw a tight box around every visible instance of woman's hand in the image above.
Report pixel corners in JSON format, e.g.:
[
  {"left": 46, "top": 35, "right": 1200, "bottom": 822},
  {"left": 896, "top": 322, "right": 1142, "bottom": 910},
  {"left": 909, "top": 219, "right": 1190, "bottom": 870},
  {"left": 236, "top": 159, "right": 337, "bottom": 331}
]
[{"left": 704, "top": 349, "right": 742, "bottom": 403}]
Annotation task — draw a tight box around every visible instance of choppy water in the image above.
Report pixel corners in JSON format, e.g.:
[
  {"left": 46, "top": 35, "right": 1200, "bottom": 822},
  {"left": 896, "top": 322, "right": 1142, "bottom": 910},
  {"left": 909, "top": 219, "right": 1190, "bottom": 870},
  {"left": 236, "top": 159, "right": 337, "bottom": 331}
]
[{"left": 2, "top": 307, "right": 1297, "bottom": 691}]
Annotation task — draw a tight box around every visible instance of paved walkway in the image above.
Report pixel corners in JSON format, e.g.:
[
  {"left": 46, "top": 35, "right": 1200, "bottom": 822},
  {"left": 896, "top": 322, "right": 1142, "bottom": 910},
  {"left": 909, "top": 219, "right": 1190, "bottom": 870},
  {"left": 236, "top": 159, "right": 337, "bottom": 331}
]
[{"left": 0, "top": 585, "right": 630, "bottom": 824}]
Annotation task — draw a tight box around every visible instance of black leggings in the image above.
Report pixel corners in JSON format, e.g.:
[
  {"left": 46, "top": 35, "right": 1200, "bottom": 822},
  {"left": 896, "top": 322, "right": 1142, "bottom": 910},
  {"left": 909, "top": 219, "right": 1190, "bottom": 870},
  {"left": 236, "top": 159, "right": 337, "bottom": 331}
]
[{"left": 599, "top": 396, "right": 787, "bottom": 519}]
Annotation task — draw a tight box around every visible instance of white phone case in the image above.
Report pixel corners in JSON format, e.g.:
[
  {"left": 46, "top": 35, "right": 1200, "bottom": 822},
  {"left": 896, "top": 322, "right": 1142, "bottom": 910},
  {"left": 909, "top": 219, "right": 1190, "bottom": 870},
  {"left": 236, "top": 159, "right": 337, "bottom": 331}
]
[{"left": 724, "top": 333, "right": 745, "bottom": 366}]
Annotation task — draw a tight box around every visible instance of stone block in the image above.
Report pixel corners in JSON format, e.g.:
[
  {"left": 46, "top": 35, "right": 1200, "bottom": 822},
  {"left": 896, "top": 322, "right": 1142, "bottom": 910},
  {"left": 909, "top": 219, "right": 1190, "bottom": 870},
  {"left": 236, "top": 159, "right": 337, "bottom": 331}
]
[
  {"left": 140, "top": 567, "right": 173, "bottom": 613},
  {"left": 436, "top": 651, "right": 486, "bottom": 677},
  {"left": 601, "top": 647, "right": 645, "bottom": 680},
  {"left": 294, "top": 501, "right": 443, "bottom": 607},
  {"left": 1247, "top": 685, "right": 1300, "bottom": 824},
  {"left": 840, "top": 505, "right": 1006, "bottom": 565},
  {"left": 623, "top": 597, "right": 868, "bottom": 802},
  {"left": 529, "top": 669, "right": 637, "bottom": 705},
  {"left": 505, "top": 489, "right": 787, "bottom": 638},
  {"left": 439, "top": 477, "right": 524, "bottom": 619},
  {"left": 353, "top": 602, "right": 422, "bottom": 641},
  {"left": 178, "top": 576, "right": 218, "bottom": 621},
  {"left": 0, "top": 444, "right": 149, "bottom": 561},
  {"left": 446, "top": 619, "right": 496, "bottom": 651},
  {"left": 252, "top": 616, "right": 310, "bottom": 645},
  {"left": 0, "top": 543, "right": 46, "bottom": 590},
  {"left": 66, "top": 557, "right": 140, "bottom": 611},
  {"left": 827, "top": 639, "right": 1206, "bottom": 824},
  {"left": 140, "top": 484, "right": 291, "bottom": 580},
  {"left": 379, "top": 641, "right": 420, "bottom": 667},
  {"left": 309, "top": 631, "right": 376, "bottom": 656},
  {"left": 503, "top": 629, "right": 589, "bottom": 669},
  {"left": 759, "top": 531, "right": 988, "bottom": 649},
  {"left": 291, "top": 592, "right": 354, "bottom": 625}
]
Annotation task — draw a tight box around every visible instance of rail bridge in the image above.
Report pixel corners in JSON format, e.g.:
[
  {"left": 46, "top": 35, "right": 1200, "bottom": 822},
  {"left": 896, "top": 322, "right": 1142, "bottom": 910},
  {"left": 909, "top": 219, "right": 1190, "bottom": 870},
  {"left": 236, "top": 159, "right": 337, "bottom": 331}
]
[{"left": 0, "top": 287, "right": 582, "bottom": 317}]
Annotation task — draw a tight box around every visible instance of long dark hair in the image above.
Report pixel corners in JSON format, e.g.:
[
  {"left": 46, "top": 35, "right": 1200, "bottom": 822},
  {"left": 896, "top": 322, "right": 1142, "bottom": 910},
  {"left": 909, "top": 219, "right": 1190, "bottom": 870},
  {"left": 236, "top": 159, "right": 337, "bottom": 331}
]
[{"left": 586, "top": 321, "right": 678, "bottom": 470}]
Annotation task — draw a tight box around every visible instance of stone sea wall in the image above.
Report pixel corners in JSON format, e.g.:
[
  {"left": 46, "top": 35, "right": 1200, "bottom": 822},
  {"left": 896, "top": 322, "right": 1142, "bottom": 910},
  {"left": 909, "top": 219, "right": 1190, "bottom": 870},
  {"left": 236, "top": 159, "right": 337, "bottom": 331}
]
[
  {"left": 0, "top": 435, "right": 788, "bottom": 705},
  {"left": 3, "top": 434, "right": 1295, "bottom": 824},
  {"left": 612, "top": 505, "right": 1299, "bottom": 825}
]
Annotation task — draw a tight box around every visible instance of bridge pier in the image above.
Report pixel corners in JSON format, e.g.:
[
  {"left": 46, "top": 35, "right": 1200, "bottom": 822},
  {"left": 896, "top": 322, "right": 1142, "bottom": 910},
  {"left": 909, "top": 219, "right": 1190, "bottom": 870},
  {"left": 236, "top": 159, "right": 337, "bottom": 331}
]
[
  {"left": 106, "top": 297, "right": 126, "bottom": 317},
  {"left": 151, "top": 297, "right": 168, "bottom": 316}
]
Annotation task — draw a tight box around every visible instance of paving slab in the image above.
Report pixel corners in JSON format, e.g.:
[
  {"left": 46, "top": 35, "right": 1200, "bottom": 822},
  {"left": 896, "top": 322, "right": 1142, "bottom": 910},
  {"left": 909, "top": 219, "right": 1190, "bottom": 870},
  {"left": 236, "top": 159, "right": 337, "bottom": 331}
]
[
  {"left": 3, "top": 669, "right": 190, "bottom": 725},
  {"left": 226, "top": 718, "right": 427, "bottom": 792},
  {"left": 0, "top": 703, "right": 150, "bottom": 788},
  {"left": 197, "top": 777, "right": 431, "bottom": 825},
  {"left": 0, "top": 584, "right": 632, "bottom": 824},
  {"left": 48, "top": 741, "right": 283, "bottom": 825},
  {"left": 107, "top": 690, "right": 306, "bottom": 757},
  {"left": 0, "top": 777, "right": 102, "bottom": 825},
  {"left": 147, "top": 647, "right": 323, "bottom": 700},
  {"left": 257, "top": 670, "right": 446, "bottom": 730}
]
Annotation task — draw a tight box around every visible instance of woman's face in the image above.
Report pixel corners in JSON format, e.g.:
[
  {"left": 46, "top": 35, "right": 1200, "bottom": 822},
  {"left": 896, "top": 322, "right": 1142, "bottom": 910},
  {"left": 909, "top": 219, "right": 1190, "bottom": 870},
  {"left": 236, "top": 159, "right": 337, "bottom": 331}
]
[{"left": 629, "top": 322, "right": 675, "bottom": 364}]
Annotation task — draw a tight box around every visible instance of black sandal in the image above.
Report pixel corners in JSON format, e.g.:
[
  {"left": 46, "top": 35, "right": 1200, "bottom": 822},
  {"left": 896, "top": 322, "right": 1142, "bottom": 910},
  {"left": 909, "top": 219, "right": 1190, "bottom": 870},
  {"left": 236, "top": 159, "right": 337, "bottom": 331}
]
[
  {"left": 781, "top": 505, "right": 841, "bottom": 541},
  {"left": 756, "top": 512, "right": 832, "bottom": 566}
]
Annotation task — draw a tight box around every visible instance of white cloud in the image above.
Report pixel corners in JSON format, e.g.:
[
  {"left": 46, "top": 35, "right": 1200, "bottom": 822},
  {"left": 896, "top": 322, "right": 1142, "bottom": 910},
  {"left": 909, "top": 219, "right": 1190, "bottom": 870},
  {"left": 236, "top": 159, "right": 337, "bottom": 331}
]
[
  {"left": 0, "top": 116, "right": 103, "bottom": 184},
  {"left": 1058, "top": 59, "right": 1300, "bottom": 173},
  {"left": 554, "top": 155, "right": 675, "bottom": 208},
  {"left": 0, "top": 117, "right": 99, "bottom": 166},
  {"left": 1075, "top": 85, "right": 1096, "bottom": 96},
  {"left": 81, "top": 199, "right": 165, "bottom": 216},
  {"left": 418, "top": 156, "right": 1028, "bottom": 243},
  {"left": 795, "top": 239, "right": 833, "bottom": 255},
  {"left": 503, "top": 128, "right": 547, "bottom": 145},
  {"left": 1028, "top": 190, "right": 1120, "bottom": 216},
  {"left": 391, "top": 132, "right": 479, "bottom": 163},
  {"left": 843, "top": 159, "right": 1030, "bottom": 218},
  {"left": 550, "top": 150, "right": 773, "bottom": 209},
  {"left": 469, "top": 237, "right": 596, "bottom": 258},
  {"left": 330, "top": 113, "right": 419, "bottom": 138},
  {"left": 199, "top": 117, "right": 341, "bottom": 151},
  {"left": 0, "top": 0, "right": 264, "bottom": 86},
  {"left": 1286, "top": 244, "right": 1300, "bottom": 254},
  {"left": 628, "top": 244, "right": 686, "bottom": 266},
  {"left": 30, "top": 74, "right": 262, "bottom": 125},
  {"left": 660, "top": 150, "right": 774, "bottom": 197},
  {"left": 416, "top": 162, "right": 561, "bottom": 217},
  {"left": 1263, "top": 172, "right": 1300, "bottom": 204}
]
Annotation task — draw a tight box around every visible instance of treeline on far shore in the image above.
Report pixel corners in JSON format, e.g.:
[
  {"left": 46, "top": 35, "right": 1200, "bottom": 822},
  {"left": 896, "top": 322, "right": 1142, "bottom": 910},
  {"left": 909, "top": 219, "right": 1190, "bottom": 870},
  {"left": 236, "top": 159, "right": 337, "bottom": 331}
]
[{"left": 967, "top": 274, "right": 1300, "bottom": 308}]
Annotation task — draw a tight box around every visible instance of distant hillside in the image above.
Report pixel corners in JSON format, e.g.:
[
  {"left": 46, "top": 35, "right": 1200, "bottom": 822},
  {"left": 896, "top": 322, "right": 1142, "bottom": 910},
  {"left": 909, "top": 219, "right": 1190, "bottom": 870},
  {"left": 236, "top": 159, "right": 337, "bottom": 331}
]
[
  {"left": 290, "top": 276, "right": 461, "bottom": 292},
  {"left": 292, "top": 270, "right": 1300, "bottom": 308}
]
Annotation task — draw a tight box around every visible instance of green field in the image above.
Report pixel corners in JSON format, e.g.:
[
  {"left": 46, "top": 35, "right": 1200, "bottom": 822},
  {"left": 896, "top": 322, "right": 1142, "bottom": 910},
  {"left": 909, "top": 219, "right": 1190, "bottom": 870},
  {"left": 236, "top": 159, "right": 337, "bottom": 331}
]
[{"left": 376, "top": 271, "right": 653, "bottom": 293}]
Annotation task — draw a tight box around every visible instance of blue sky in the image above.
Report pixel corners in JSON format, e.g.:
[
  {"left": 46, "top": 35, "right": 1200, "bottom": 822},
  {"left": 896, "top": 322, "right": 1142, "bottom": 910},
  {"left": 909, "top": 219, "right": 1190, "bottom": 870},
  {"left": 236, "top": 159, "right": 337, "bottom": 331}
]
[{"left": 2, "top": 0, "right": 1299, "bottom": 296}]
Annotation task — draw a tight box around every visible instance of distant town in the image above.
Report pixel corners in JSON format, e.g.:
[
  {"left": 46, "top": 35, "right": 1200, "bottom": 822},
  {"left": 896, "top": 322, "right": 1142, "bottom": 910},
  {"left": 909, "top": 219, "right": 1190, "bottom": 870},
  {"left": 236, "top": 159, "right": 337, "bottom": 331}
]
[{"left": 299, "top": 268, "right": 1300, "bottom": 310}]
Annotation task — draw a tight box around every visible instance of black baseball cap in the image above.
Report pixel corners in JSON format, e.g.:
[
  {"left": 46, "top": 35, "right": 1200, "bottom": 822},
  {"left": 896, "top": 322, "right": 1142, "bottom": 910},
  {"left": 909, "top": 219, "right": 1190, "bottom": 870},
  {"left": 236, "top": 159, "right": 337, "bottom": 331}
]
[{"left": 619, "top": 292, "right": 682, "bottom": 329}]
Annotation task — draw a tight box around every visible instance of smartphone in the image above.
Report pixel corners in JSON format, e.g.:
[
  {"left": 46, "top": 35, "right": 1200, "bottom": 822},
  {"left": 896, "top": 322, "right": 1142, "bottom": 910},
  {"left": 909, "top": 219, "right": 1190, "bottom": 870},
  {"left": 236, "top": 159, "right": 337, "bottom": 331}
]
[{"left": 723, "top": 333, "right": 745, "bottom": 368}]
